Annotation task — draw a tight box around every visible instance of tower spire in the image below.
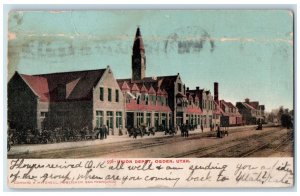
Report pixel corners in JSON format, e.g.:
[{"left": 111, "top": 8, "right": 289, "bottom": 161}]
[
  {"left": 133, "top": 27, "right": 145, "bottom": 54},
  {"left": 132, "top": 27, "right": 146, "bottom": 81}
]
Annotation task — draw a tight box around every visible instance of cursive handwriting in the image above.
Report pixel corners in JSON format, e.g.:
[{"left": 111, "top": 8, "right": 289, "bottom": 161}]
[{"left": 8, "top": 159, "right": 294, "bottom": 188}]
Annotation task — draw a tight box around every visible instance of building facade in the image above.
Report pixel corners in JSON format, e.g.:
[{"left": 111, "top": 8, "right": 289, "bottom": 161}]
[
  {"left": 118, "top": 27, "right": 202, "bottom": 129},
  {"left": 8, "top": 27, "right": 265, "bottom": 134},
  {"left": 219, "top": 100, "right": 243, "bottom": 126},
  {"left": 236, "top": 98, "right": 265, "bottom": 125},
  {"left": 8, "top": 66, "right": 125, "bottom": 133}
]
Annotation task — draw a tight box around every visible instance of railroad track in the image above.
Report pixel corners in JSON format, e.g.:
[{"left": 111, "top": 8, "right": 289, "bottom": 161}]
[
  {"left": 241, "top": 130, "right": 294, "bottom": 157},
  {"left": 80, "top": 127, "right": 258, "bottom": 158},
  {"left": 168, "top": 127, "right": 285, "bottom": 158}
]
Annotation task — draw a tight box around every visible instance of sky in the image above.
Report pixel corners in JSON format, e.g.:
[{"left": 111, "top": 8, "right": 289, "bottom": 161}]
[{"left": 7, "top": 10, "right": 294, "bottom": 112}]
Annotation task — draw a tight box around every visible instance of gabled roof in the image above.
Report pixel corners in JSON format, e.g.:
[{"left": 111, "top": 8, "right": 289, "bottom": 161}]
[
  {"left": 226, "top": 101, "right": 237, "bottom": 109},
  {"left": 162, "top": 89, "right": 168, "bottom": 96},
  {"left": 213, "top": 100, "right": 223, "bottom": 115},
  {"left": 17, "top": 68, "right": 106, "bottom": 102},
  {"left": 242, "top": 102, "right": 256, "bottom": 110},
  {"left": 140, "top": 84, "right": 148, "bottom": 93},
  {"left": 117, "top": 74, "right": 178, "bottom": 96},
  {"left": 131, "top": 83, "right": 140, "bottom": 92},
  {"left": 148, "top": 86, "right": 156, "bottom": 95},
  {"left": 249, "top": 101, "right": 259, "bottom": 109},
  {"left": 157, "top": 75, "right": 178, "bottom": 89},
  {"left": 120, "top": 81, "right": 130, "bottom": 91},
  {"left": 20, "top": 74, "right": 50, "bottom": 102},
  {"left": 157, "top": 88, "right": 163, "bottom": 96},
  {"left": 187, "top": 88, "right": 204, "bottom": 100}
]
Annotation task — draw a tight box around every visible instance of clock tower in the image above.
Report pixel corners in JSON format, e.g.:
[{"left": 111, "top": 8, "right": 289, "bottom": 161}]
[{"left": 132, "top": 27, "right": 146, "bottom": 81}]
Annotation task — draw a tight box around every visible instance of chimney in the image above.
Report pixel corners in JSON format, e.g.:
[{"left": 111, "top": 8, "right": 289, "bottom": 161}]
[
  {"left": 187, "top": 87, "right": 189, "bottom": 91},
  {"left": 245, "top": 98, "right": 250, "bottom": 103},
  {"left": 196, "top": 86, "right": 200, "bottom": 90},
  {"left": 214, "top": 82, "right": 219, "bottom": 102}
]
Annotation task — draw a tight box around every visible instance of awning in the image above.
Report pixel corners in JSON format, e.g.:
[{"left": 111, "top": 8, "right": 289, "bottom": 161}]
[{"left": 176, "top": 92, "right": 186, "bottom": 98}]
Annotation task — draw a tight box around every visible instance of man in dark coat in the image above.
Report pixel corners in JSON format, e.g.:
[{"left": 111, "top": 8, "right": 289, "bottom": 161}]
[
  {"left": 103, "top": 125, "right": 108, "bottom": 139},
  {"left": 98, "top": 126, "right": 104, "bottom": 140},
  {"left": 217, "top": 125, "right": 221, "bottom": 138}
]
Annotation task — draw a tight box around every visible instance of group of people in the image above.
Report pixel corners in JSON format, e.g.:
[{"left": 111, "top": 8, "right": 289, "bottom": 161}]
[
  {"left": 179, "top": 124, "right": 190, "bottom": 138},
  {"left": 95, "top": 124, "right": 108, "bottom": 140}
]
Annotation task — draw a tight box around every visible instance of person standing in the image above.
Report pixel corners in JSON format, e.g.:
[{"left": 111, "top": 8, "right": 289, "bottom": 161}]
[
  {"left": 217, "top": 125, "right": 221, "bottom": 138},
  {"left": 103, "top": 125, "right": 108, "bottom": 139},
  {"left": 99, "top": 126, "right": 104, "bottom": 140}
]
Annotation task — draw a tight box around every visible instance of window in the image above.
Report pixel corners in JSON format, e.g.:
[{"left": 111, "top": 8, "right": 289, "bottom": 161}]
[
  {"left": 145, "top": 94, "right": 149, "bottom": 105},
  {"left": 176, "top": 112, "right": 183, "bottom": 125},
  {"left": 178, "top": 83, "right": 182, "bottom": 92},
  {"left": 100, "top": 87, "right": 104, "bottom": 101},
  {"left": 106, "top": 111, "right": 113, "bottom": 129},
  {"left": 40, "top": 112, "right": 48, "bottom": 118},
  {"left": 157, "top": 96, "right": 161, "bottom": 105},
  {"left": 115, "top": 89, "right": 119, "bottom": 102},
  {"left": 146, "top": 113, "right": 151, "bottom": 126},
  {"left": 116, "top": 112, "right": 122, "bottom": 128},
  {"left": 163, "top": 97, "right": 166, "bottom": 106},
  {"left": 108, "top": 88, "right": 112, "bottom": 102},
  {"left": 137, "top": 112, "right": 144, "bottom": 126},
  {"left": 96, "top": 111, "right": 104, "bottom": 127},
  {"left": 159, "top": 96, "right": 163, "bottom": 106},
  {"left": 151, "top": 95, "right": 156, "bottom": 105},
  {"left": 154, "top": 113, "right": 159, "bottom": 129},
  {"left": 137, "top": 94, "right": 141, "bottom": 104},
  {"left": 161, "top": 113, "right": 167, "bottom": 127}
]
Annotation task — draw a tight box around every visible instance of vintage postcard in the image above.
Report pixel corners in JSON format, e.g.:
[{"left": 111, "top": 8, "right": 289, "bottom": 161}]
[{"left": 6, "top": 10, "right": 294, "bottom": 188}]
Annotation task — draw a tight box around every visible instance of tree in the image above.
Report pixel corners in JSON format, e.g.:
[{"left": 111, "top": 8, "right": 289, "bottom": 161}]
[
  {"left": 278, "top": 106, "right": 284, "bottom": 123},
  {"left": 281, "top": 113, "right": 292, "bottom": 129}
]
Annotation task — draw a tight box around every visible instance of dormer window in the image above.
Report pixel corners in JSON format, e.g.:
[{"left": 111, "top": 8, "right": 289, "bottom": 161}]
[{"left": 145, "top": 94, "right": 149, "bottom": 105}]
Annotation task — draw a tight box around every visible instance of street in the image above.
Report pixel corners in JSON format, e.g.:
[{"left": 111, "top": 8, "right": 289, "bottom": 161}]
[{"left": 8, "top": 126, "right": 293, "bottom": 159}]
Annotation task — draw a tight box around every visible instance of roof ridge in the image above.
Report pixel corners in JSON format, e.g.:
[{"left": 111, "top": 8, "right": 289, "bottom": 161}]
[{"left": 33, "top": 68, "right": 106, "bottom": 76}]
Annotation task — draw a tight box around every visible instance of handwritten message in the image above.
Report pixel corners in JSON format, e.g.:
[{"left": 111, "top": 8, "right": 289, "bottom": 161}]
[{"left": 8, "top": 158, "right": 293, "bottom": 188}]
